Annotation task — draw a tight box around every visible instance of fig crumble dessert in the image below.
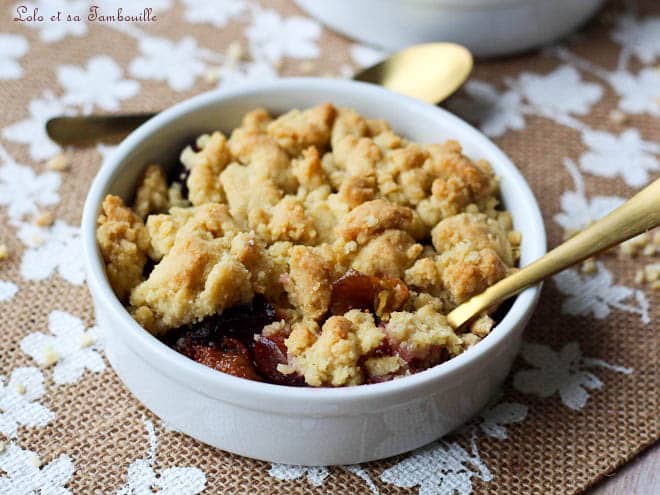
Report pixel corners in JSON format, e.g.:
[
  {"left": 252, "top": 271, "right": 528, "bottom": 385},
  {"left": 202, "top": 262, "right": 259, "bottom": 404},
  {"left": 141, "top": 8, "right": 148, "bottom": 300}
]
[{"left": 96, "top": 103, "right": 520, "bottom": 387}]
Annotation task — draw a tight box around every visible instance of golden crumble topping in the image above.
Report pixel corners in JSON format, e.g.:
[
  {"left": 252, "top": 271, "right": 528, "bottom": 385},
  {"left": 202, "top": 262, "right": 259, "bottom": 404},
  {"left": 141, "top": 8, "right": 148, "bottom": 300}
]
[
  {"left": 184, "top": 132, "right": 232, "bottom": 206},
  {"left": 285, "top": 310, "right": 384, "bottom": 386},
  {"left": 134, "top": 165, "right": 170, "bottom": 219},
  {"left": 97, "top": 103, "right": 520, "bottom": 387},
  {"left": 96, "top": 195, "right": 150, "bottom": 302}
]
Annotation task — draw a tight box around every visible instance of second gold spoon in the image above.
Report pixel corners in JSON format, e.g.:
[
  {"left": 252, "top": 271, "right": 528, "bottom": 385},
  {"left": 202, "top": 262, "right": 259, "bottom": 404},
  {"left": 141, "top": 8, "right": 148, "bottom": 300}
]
[
  {"left": 448, "top": 178, "right": 660, "bottom": 329},
  {"left": 46, "top": 43, "right": 473, "bottom": 146}
]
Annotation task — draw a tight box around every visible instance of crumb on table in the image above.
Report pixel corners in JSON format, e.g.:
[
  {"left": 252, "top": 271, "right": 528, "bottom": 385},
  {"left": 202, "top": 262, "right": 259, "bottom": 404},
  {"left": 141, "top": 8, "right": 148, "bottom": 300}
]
[
  {"left": 45, "top": 153, "right": 69, "bottom": 171},
  {"left": 0, "top": 243, "right": 8, "bottom": 261},
  {"left": 34, "top": 210, "right": 54, "bottom": 227}
]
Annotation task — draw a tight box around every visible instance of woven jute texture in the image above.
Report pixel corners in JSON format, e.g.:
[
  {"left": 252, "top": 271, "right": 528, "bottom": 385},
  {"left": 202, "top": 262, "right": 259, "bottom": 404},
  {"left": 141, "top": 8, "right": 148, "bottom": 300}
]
[{"left": 0, "top": 0, "right": 658, "bottom": 493}]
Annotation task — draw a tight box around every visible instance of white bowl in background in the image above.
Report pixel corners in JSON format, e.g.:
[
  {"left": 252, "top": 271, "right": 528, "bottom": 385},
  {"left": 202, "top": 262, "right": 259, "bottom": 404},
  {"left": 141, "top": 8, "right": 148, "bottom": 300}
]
[
  {"left": 294, "top": 0, "right": 604, "bottom": 57},
  {"left": 82, "top": 78, "right": 546, "bottom": 465}
]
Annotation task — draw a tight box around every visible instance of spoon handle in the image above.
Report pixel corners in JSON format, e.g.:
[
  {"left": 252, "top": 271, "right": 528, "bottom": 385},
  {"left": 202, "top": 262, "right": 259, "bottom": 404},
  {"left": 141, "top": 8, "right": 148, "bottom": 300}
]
[
  {"left": 447, "top": 177, "right": 660, "bottom": 329},
  {"left": 46, "top": 113, "right": 156, "bottom": 146}
]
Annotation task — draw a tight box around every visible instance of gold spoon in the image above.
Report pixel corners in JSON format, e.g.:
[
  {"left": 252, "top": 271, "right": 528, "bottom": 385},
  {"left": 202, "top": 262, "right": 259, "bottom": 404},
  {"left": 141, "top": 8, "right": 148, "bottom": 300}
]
[
  {"left": 45, "top": 43, "right": 473, "bottom": 146},
  {"left": 447, "top": 178, "right": 660, "bottom": 329}
]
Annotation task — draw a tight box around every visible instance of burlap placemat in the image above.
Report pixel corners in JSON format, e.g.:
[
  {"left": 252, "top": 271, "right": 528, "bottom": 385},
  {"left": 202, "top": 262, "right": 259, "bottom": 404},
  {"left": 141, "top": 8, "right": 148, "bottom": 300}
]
[{"left": 0, "top": 0, "right": 657, "bottom": 493}]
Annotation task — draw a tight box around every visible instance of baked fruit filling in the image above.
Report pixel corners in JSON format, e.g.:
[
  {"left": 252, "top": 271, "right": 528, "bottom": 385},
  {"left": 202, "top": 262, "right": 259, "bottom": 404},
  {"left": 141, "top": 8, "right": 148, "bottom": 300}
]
[{"left": 96, "top": 103, "right": 521, "bottom": 387}]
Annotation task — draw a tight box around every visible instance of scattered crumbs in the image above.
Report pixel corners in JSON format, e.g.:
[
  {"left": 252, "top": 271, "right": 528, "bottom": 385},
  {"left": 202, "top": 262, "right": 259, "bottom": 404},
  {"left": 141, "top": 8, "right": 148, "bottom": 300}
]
[
  {"left": 634, "top": 262, "right": 660, "bottom": 290},
  {"left": 45, "top": 153, "right": 69, "bottom": 171},
  {"left": 298, "top": 60, "right": 315, "bottom": 74},
  {"left": 644, "top": 262, "right": 660, "bottom": 282},
  {"left": 581, "top": 257, "right": 597, "bottom": 274},
  {"left": 608, "top": 109, "right": 627, "bottom": 125},
  {"left": 31, "top": 455, "right": 41, "bottom": 468},
  {"left": 34, "top": 210, "right": 54, "bottom": 227},
  {"left": 619, "top": 232, "right": 650, "bottom": 257},
  {"left": 42, "top": 346, "right": 59, "bottom": 367},
  {"left": 642, "top": 242, "right": 657, "bottom": 257},
  {"left": 79, "top": 332, "right": 95, "bottom": 348},
  {"left": 29, "top": 234, "right": 45, "bottom": 247},
  {"left": 0, "top": 243, "right": 8, "bottom": 261},
  {"left": 204, "top": 68, "right": 220, "bottom": 84},
  {"left": 14, "top": 383, "right": 26, "bottom": 395},
  {"left": 226, "top": 41, "right": 244, "bottom": 66}
]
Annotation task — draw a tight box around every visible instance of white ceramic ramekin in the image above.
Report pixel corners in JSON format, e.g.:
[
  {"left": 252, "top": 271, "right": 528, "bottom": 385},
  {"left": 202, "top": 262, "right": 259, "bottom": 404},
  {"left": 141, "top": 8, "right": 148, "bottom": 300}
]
[
  {"left": 294, "top": 0, "right": 604, "bottom": 57},
  {"left": 82, "top": 78, "right": 546, "bottom": 465}
]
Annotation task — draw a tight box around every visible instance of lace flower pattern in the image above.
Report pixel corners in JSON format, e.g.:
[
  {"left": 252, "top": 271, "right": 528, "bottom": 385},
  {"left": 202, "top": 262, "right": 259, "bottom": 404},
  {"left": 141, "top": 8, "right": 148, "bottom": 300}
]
[
  {"left": 268, "top": 464, "right": 330, "bottom": 487},
  {"left": 477, "top": 401, "right": 528, "bottom": 440},
  {"left": 553, "top": 262, "right": 650, "bottom": 324},
  {"left": 129, "top": 36, "right": 211, "bottom": 91},
  {"left": 2, "top": 91, "right": 70, "bottom": 161},
  {"left": 611, "top": 14, "right": 660, "bottom": 64},
  {"left": 514, "top": 342, "right": 632, "bottom": 410},
  {"left": 609, "top": 67, "right": 660, "bottom": 116},
  {"left": 0, "top": 280, "right": 18, "bottom": 302},
  {"left": 14, "top": 220, "right": 85, "bottom": 285},
  {"left": 20, "top": 310, "right": 106, "bottom": 385},
  {"left": 515, "top": 65, "right": 603, "bottom": 116},
  {"left": 182, "top": 0, "right": 247, "bottom": 28},
  {"left": 380, "top": 436, "right": 492, "bottom": 495},
  {"left": 58, "top": 56, "right": 140, "bottom": 113},
  {"left": 0, "top": 367, "right": 54, "bottom": 438},
  {"left": 116, "top": 419, "right": 206, "bottom": 495},
  {"left": 0, "top": 33, "right": 28, "bottom": 80},
  {"left": 0, "top": 157, "right": 60, "bottom": 221},
  {"left": 579, "top": 129, "right": 659, "bottom": 187},
  {"left": 0, "top": 443, "right": 74, "bottom": 494},
  {"left": 246, "top": 8, "right": 321, "bottom": 63},
  {"left": 553, "top": 158, "right": 624, "bottom": 232}
]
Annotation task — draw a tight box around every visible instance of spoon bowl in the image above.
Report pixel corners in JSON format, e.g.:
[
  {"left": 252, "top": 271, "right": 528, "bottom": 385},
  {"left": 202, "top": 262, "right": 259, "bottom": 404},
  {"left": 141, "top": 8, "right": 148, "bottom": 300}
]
[{"left": 355, "top": 42, "right": 473, "bottom": 104}]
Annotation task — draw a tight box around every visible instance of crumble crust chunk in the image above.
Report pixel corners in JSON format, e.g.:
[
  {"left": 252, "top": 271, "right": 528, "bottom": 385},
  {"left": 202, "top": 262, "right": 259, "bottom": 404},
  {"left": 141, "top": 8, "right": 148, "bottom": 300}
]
[
  {"left": 134, "top": 164, "right": 169, "bottom": 219},
  {"left": 97, "top": 103, "right": 520, "bottom": 386},
  {"left": 96, "top": 195, "right": 150, "bottom": 302}
]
